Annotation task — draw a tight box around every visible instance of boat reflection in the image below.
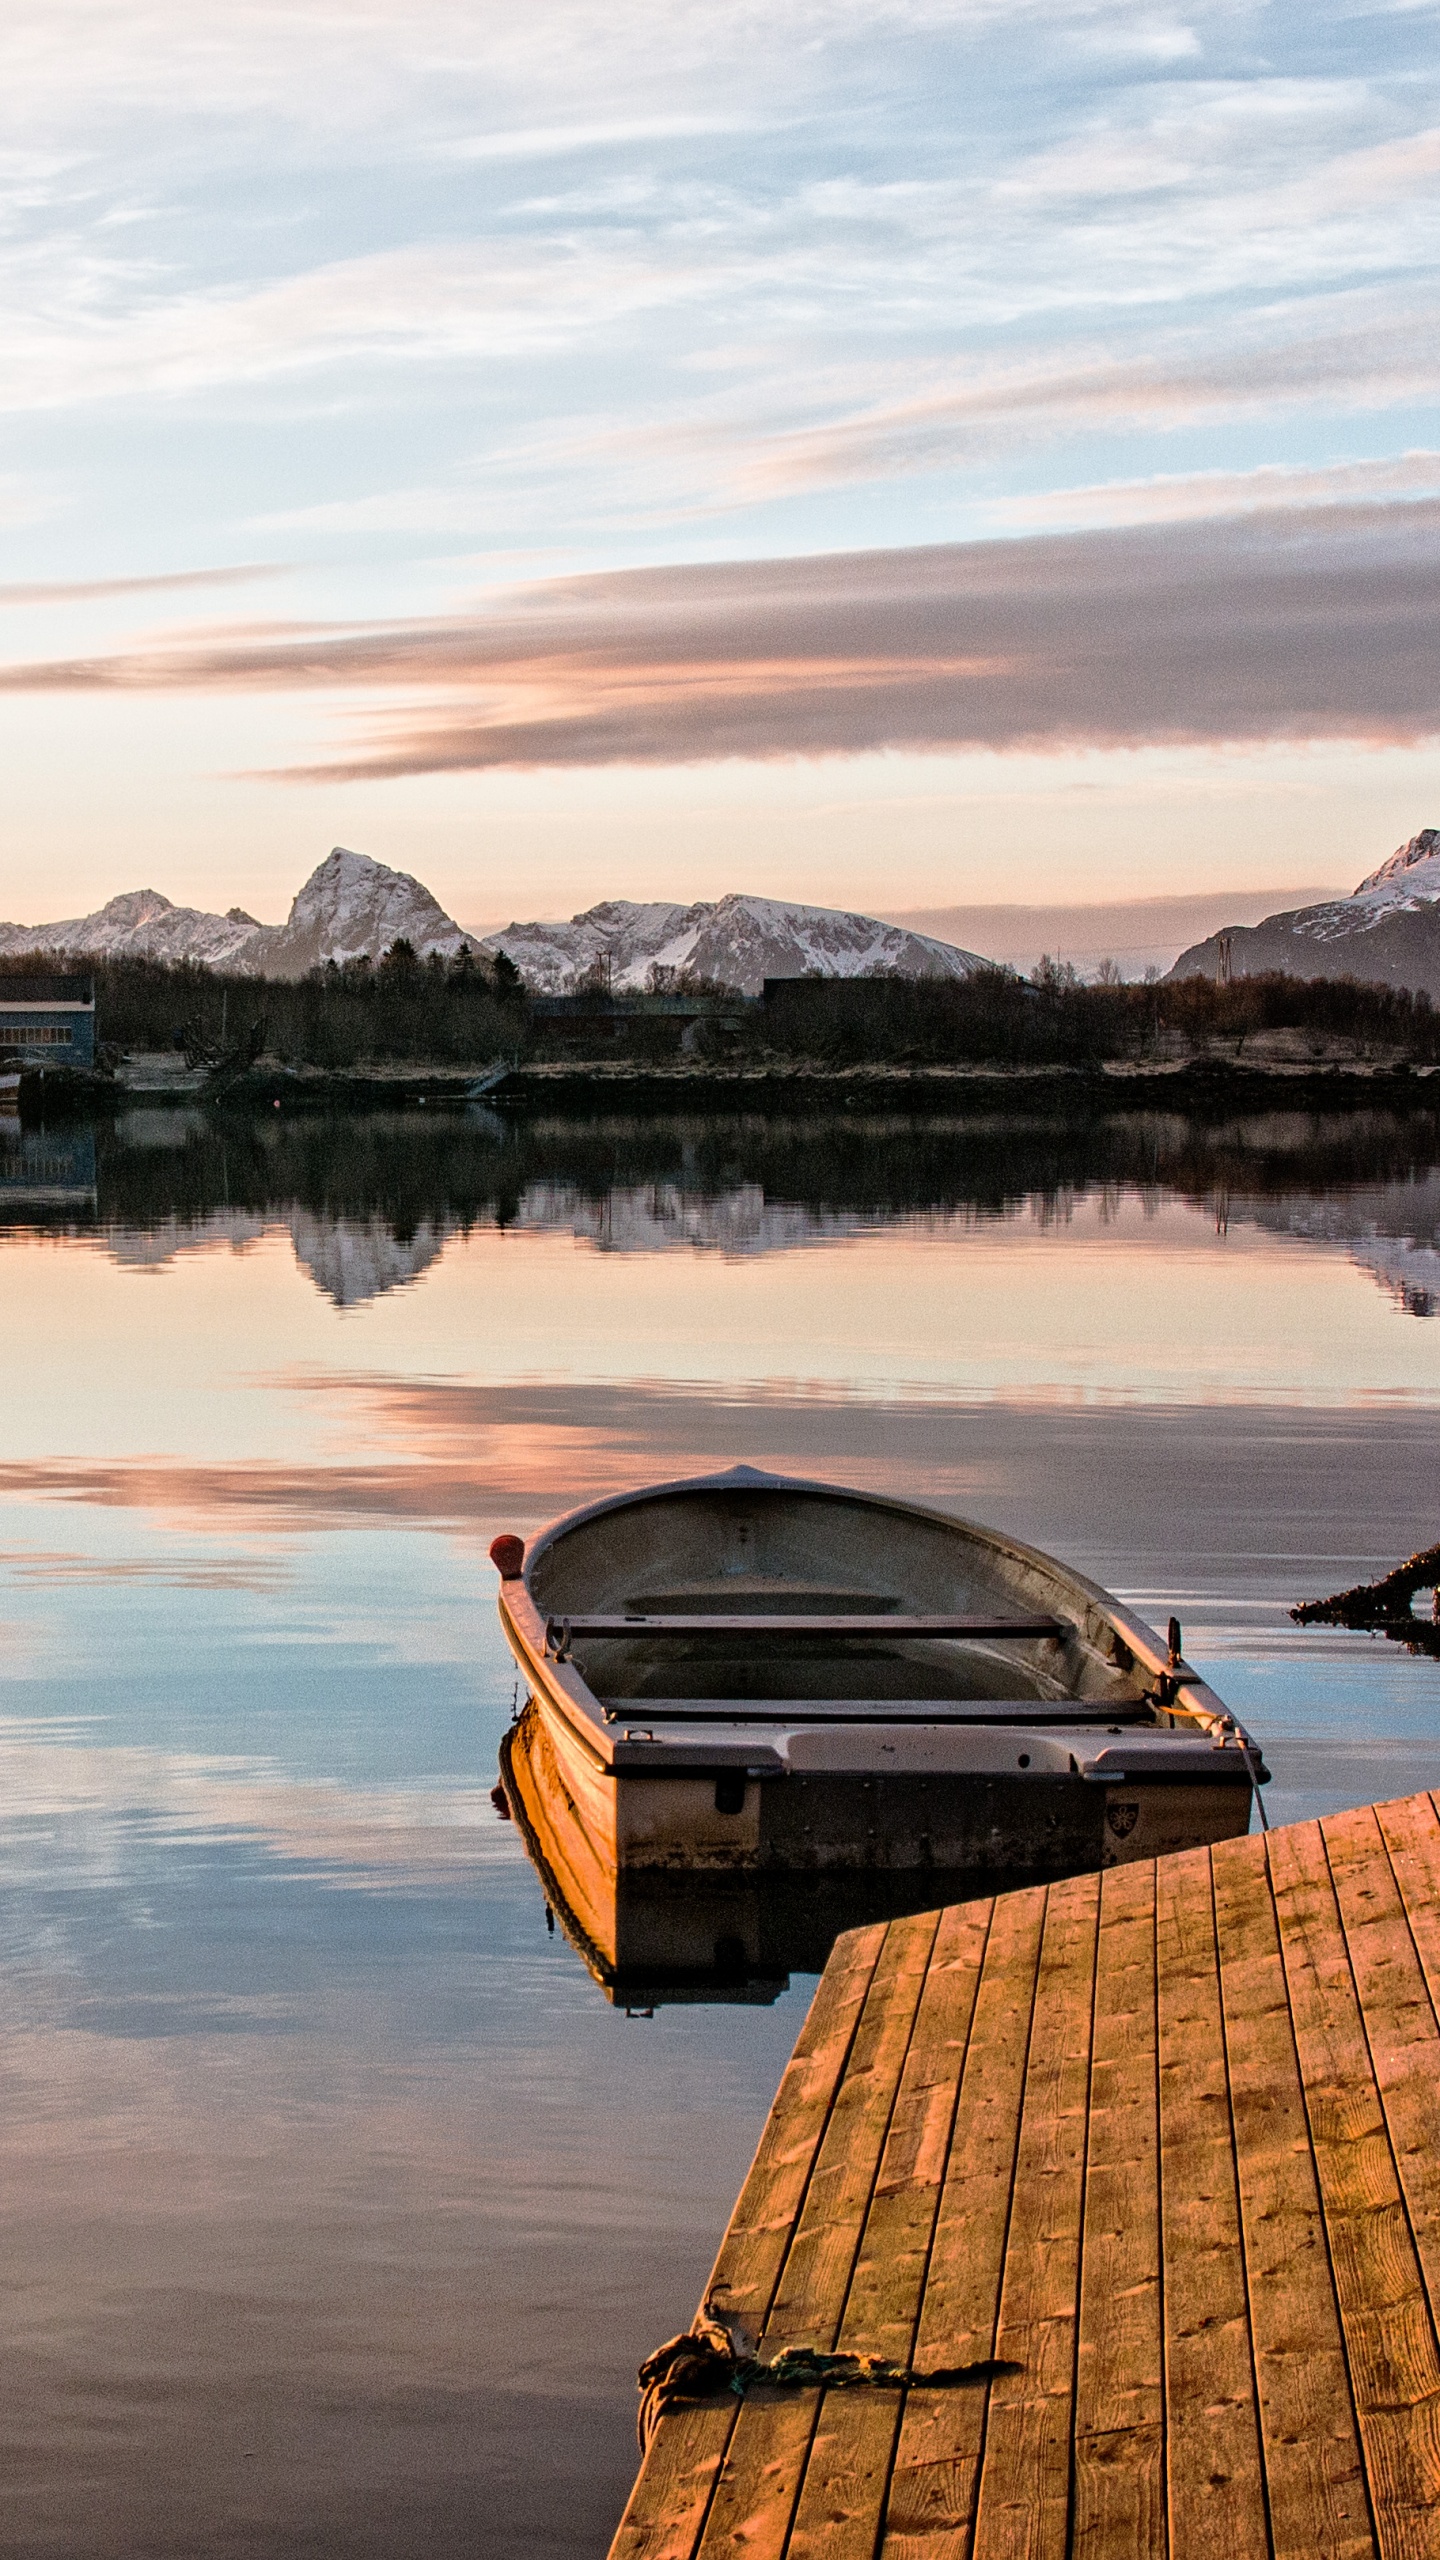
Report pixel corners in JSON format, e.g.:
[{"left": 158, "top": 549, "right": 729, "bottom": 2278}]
[{"left": 499, "top": 1700, "right": 1111, "bottom": 2008}]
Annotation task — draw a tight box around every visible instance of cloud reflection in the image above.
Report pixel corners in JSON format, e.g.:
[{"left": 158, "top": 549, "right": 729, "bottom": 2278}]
[
  {"left": 0, "top": 1724, "right": 504, "bottom": 1886},
  {"left": 1, "top": 1547, "right": 292, "bottom": 1590},
  {"left": 2, "top": 1381, "right": 1438, "bottom": 1595}
]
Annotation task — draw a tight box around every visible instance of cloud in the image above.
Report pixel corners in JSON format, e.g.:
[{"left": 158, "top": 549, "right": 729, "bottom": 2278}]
[
  {"left": 996, "top": 450, "right": 1440, "bottom": 532},
  {"left": 6, "top": 1382, "right": 1436, "bottom": 1612},
  {"left": 0, "top": 499, "right": 1435, "bottom": 772},
  {"left": 0, "top": 563, "right": 284, "bottom": 606},
  {"left": 444, "top": 112, "right": 779, "bottom": 164},
  {"left": 711, "top": 303, "right": 1440, "bottom": 504},
  {"left": 233, "top": 296, "right": 1440, "bottom": 546},
  {"left": 0, "top": 1726, "right": 507, "bottom": 1883}
]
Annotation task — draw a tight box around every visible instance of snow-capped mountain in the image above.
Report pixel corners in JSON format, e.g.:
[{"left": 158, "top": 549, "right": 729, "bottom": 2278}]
[
  {"left": 1350, "top": 827, "right": 1440, "bottom": 915},
  {"left": 0, "top": 856, "right": 985, "bottom": 991},
  {"left": 1170, "top": 830, "right": 1440, "bottom": 995},
  {"left": 99, "top": 1208, "right": 450, "bottom": 1304},
  {"left": 253, "top": 847, "right": 469, "bottom": 976},
  {"left": 0, "top": 888, "right": 265, "bottom": 968},
  {"left": 482, "top": 893, "right": 986, "bottom": 996},
  {"left": 0, "top": 849, "right": 471, "bottom": 979}
]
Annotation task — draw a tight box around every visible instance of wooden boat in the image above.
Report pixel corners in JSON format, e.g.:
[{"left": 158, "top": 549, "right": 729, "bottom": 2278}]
[
  {"left": 498, "top": 1703, "right": 1019, "bottom": 2005},
  {"left": 490, "top": 1465, "right": 1267, "bottom": 1885}
]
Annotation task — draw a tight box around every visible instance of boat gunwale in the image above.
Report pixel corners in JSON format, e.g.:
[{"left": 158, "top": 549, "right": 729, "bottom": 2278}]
[{"left": 516, "top": 1465, "right": 1230, "bottom": 1707}]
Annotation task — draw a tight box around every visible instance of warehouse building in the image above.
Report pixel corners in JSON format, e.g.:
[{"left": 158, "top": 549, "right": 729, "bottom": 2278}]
[{"left": 0, "top": 975, "right": 97, "bottom": 1069}]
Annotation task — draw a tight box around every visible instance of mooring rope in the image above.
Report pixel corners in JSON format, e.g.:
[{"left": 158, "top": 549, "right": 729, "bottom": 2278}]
[{"left": 635, "top": 2316, "right": 1014, "bottom": 2452}]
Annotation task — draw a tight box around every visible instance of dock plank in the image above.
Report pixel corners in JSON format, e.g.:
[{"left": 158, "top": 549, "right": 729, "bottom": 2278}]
[
  {"left": 1270, "top": 1817, "right": 1440, "bottom": 2558},
  {"left": 968, "top": 1869, "right": 1101, "bottom": 2560},
  {"left": 785, "top": 1898, "right": 996, "bottom": 2560},
  {"left": 613, "top": 1789, "right": 1440, "bottom": 2560},
  {"left": 1072, "top": 1858, "right": 1164, "bottom": 2559},
  {"left": 879, "top": 1883, "right": 1050, "bottom": 2560},
  {"left": 1212, "top": 1831, "right": 1372, "bottom": 2560},
  {"left": 610, "top": 1919, "right": 888, "bottom": 2560},
  {"left": 1330, "top": 1801, "right": 1440, "bottom": 2334},
  {"left": 697, "top": 1909, "right": 941, "bottom": 2560},
  {"left": 1370, "top": 1792, "right": 1440, "bottom": 2330},
  {"left": 1154, "top": 1843, "right": 1267, "bottom": 2560}
]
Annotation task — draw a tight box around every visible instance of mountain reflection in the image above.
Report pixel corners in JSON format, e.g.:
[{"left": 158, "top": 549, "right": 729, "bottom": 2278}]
[{"left": 3, "top": 1100, "right": 1440, "bottom": 1309}]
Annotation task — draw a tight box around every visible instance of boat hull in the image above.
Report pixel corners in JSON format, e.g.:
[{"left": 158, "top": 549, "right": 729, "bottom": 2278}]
[
  {"left": 518, "top": 1686, "right": 1250, "bottom": 1877},
  {"left": 503, "top": 1705, "right": 1040, "bottom": 2003}
]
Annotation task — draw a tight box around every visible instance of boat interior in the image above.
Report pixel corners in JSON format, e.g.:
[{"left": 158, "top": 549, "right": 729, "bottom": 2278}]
[{"left": 526, "top": 1478, "right": 1187, "bottom": 1732}]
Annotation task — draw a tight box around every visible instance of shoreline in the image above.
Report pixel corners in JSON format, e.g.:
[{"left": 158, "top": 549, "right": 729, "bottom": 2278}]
[
  {"left": 18, "top": 1052, "right": 1440, "bottom": 1118},
  {"left": 474, "top": 1055, "right": 1440, "bottom": 1110}
]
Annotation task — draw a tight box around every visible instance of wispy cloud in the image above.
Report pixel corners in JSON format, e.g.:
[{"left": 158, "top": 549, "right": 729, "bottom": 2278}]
[
  {"left": 0, "top": 1545, "right": 289, "bottom": 1589},
  {"left": 444, "top": 112, "right": 779, "bottom": 164},
  {"left": 703, "top": 302, "right": 1440, "bottom": 506},
  {"left": 995, "top": 450, "right": 1440, "bottom": 531},
  {"left": 0, "top": 502, "right": 1434, "bottom": 772},
  {"left": 0, "top": 563, "right": 284, "bottom": 606},
  {"left": 0, "top": 0, "right": 1438, "bottom": 894}
]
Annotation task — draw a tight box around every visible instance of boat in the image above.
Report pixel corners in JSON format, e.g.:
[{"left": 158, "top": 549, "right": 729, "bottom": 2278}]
[
  {"left": 490, "top": 1464, "right": 1267, "bottom": 1888},
  {"left": 498, "top": 1707, "right": 1011, "bottom": 2007}
]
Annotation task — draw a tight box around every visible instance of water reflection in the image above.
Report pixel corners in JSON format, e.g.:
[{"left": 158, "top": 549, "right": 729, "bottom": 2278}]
[
  {"left": 1, "top": 1100, "right": 1439, "bottom": 2553},
  {"left": 499, "top": 1744, "right": 1134, "bottom": 2011},
  {"left": 0, "top": 1113, "right": 96, "bottom": 1214},
  {"left": 4, "top": 1101, "right": 1440, "bottom": 1315}
]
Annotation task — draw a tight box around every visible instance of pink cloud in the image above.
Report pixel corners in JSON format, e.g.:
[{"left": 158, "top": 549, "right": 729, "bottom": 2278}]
[{"left": 0, "top": 500, "right": 1434, "bottom": 772}]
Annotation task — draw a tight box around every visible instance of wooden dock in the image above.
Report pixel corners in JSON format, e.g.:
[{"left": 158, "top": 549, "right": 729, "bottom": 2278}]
[{"left": 610, "top": 1791, "right": 1440, "bottom": 2559}]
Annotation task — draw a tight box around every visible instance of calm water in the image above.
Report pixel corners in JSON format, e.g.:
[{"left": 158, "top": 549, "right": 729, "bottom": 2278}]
[{"left": 1, "top": 1099, "right": 1439, "bottom": 2555}]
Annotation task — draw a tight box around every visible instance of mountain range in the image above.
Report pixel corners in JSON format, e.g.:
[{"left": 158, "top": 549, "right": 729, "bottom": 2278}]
[
  {"left": 0, "top": 850, "right": 470, "bottom": 979},
  {"left": 14, "top": 832, "right": 1440, "bottom": 999},
  {"left": 487, "top": 893, "right": 983, "bottom": 993},
  {"left": 0, "top": 850, "right": 984, "bottom": 994},
  {"left": 1171, "top": 831, "right": 1440, "bottom": 995}
]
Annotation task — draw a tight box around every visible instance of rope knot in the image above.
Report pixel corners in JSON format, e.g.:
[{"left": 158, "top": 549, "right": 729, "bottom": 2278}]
[{"left": 636, "top": 2314, "right": 743, "bottom": 2451}]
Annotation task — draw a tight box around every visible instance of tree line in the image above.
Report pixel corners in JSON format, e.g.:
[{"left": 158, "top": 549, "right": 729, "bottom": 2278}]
[
  {"left": 2, "top": 941, "right": 1437, "bottom": 1069},
  {"left": 729, "top": 963, "right": 1440, "bottom": 1068}
]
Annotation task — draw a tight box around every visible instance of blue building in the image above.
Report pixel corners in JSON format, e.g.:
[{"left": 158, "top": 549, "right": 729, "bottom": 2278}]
[{"left": 0, "top": 974, "right": 96, "bottom": 1069}]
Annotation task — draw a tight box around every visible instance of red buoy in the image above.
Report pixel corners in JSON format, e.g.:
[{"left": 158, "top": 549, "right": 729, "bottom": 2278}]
[{"left": 489, "top": 1533, "right": 525, "bottom": 1580}]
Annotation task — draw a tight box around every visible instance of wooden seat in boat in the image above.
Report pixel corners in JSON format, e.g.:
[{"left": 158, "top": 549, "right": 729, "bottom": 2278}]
[{"left": 551, "top": 1611, "right": 1067, "bottom": 1640}]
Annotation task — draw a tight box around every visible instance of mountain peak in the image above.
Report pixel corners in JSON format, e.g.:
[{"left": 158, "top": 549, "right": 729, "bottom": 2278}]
[
  {"left": 0, "top": 884, "right": 264, "bottom": 967},
  {"left": 484, "top": 890, "right": 986, "bottom": 996},
  {"left": 259, "top": 847, "right": 470, "bottom": 973},
  {"left": 1169, "top": 825, "right": 1440, "bottom": 996},
  {"left": 0, "top": 853, "right": 985, "bottom": 991},
  {"left": 93, "top": 890, "right": 177, "bottom": 924},
  {"left": 1355, "top": 829, "right": 1440, "bottom": 896},
  {"left": 0, "top": 847, "right": 469, "bottom": 976}
]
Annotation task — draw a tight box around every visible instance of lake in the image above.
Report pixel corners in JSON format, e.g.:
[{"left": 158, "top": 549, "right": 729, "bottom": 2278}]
[{"left": 1, "top": 1097, "right": 1438, "bottom": 2556}]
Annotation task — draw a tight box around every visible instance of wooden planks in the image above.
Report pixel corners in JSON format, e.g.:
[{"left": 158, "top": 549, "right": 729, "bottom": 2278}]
[
  {"left": 880, "top": 1882, "right": 1051, "bottom": 2560},
  {"left": 696, "top": 1909, "right": 942, "bottom": 2560},
  {"left": 1269, "top": 1817, "right": 1440, "bottom": 2556},
  {"left": 1073, "top": 1859, "right": 1164, "bottom": 2558},
  {"left": 969, "top": 1871, "right": 1101, "bottom": 2560},
  {"left": 785, "top": 1896, "right": 995, "bottom": 2560},
  {"left": 1154, "top": 1843, "right": 1267, "bottom": 2557},
  {"left": 609, "top": 1917, "right": 888, "bottom": 2560},
  {"left": 611, "top": 1789, "right": 1440, "bottom": 2560}
]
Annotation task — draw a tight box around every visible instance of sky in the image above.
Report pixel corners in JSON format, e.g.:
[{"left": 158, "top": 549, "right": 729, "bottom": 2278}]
[{"left": 0, "top": 0, "right": 1437, "bottom": 936}]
